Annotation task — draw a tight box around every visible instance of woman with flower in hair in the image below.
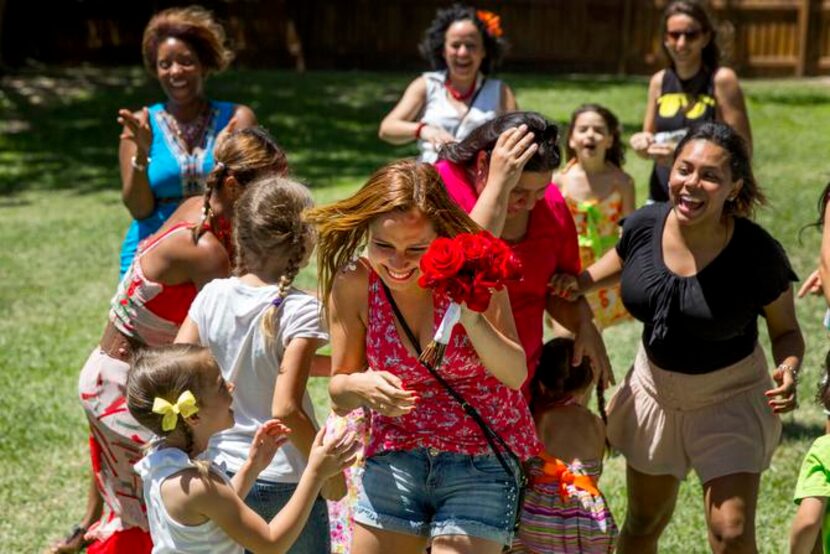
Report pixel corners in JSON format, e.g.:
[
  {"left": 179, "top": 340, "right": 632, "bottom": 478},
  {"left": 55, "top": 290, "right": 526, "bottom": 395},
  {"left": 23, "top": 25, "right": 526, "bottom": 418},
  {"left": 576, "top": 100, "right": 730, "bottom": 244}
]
[
  {"left": 379, "top": 3, "right": 516, "bottom": 163},
  {"left": 306, "top": 160, "right": 541, "bottom": 554},
  {"left": 116, "top": 5, "right": 257, "bottom": 276},
  {"left": 48, "top": 128, "right": 285, "bottom": 554}
]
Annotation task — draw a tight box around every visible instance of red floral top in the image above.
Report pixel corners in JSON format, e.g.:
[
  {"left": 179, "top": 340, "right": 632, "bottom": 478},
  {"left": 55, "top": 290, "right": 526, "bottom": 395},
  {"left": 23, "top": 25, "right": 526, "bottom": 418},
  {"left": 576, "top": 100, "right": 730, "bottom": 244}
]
[{"left": 364, "top": 270, "right": 542, "bottom": 460}]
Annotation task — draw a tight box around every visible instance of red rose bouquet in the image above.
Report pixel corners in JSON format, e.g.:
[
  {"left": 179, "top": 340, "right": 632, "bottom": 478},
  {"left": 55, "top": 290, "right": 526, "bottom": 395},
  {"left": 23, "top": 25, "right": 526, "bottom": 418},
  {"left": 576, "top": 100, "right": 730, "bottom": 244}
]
[{"left": 417, "top": 231, "right": 522, "bottom": 367}]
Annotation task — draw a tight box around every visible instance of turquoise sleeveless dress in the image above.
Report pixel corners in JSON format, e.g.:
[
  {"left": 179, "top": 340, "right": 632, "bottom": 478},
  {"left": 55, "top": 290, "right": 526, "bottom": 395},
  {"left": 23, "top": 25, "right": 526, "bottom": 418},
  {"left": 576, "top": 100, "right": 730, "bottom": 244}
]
[{"left": 118, "top": 100, "right": 235, "bottom": 276}]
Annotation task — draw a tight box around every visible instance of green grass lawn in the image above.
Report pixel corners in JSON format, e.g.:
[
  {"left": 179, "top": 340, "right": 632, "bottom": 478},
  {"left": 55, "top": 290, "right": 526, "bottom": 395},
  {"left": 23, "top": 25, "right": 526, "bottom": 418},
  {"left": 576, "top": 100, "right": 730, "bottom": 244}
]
[{"left": 2, "top": 68, "right": 829, "bottom": 552}]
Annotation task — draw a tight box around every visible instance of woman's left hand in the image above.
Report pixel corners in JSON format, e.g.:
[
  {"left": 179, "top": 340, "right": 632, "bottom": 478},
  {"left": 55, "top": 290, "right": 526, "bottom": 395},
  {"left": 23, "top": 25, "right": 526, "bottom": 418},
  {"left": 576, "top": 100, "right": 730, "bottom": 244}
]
[{"left": 765, "top": 367, "right": 797, "bottom": 413}]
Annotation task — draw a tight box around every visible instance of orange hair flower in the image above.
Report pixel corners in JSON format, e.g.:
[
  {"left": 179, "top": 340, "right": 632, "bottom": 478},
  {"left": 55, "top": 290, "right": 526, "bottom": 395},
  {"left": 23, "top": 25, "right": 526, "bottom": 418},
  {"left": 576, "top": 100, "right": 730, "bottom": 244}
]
[{"left": 476, "top": 10, "right": 503, "bottom": 38}]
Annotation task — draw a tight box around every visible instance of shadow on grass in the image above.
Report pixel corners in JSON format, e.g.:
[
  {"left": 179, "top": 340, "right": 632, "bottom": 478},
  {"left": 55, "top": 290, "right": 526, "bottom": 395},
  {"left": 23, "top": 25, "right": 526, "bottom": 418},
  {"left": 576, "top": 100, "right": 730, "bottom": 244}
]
[
  {"left": 781, "top": 418, "right": 824, "bottom": 445},
  {"left": 0, "top": 67, "right": 420, "bottom": 196}
]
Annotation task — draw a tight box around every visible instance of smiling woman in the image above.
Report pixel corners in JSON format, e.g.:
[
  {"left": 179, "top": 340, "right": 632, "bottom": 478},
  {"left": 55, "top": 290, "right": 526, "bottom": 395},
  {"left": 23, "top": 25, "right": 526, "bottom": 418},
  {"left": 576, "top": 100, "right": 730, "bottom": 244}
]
[
  {"left": 378, "top": 4, "right": 516, "bottom": 163},
  {"left": 306, "top": 160, "right": 541, "bottom": 554},
  {"left": 115, "top": 5, "right": 257, "bottom": 276},
  {"left": 555, "top": 122, "right": 802, "bottom": 552}
]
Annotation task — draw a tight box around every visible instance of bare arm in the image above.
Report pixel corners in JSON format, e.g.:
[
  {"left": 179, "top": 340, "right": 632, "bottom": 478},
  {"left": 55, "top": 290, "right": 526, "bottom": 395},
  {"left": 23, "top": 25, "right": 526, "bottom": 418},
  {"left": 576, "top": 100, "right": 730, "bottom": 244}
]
[
  {"left": 629, "top": 72, "right": 662, "bottom": 159},
  {"left": 500, "top": 83, "right": 518, "bottom": 112},
  {"left": 763, "top": 287, "right": 804, "bottom": 414},
  {"left": 579, "top": 248, "right": 625, "bottom": 293},
  {"left": 174, "top": 316, "right": 202, "bottom": 344},
  {"left": 819, "top": 208, "right": 830, "bottom": 307},
  {"left": 118, "top": 107, "right": 154, "bottom": 219},
  {"left": 467, "top": 126, "right": 538, "bottom": 236},
  {"left": 790, "top": 497, "right": 826, "bottom": 554},
  {"left": 273, "top": 337, "right": 326, "bottom": 460},
  {"left": 714, "top": 67, "right": 753, "bottom": 157},
  {"left": 618, "top": 173, "right": 636, "bottom": 217},
  {"left": 327, "top": 267, "right": 417, "bottom": 417},
  {"left": 192, "top": 429, "right": 353, "bottom": 554},
  {"left": 460, "top": 289, "right": 527, "bottom": 390},
  {"left": 378, "top": 77, "right": 428, "bottom": 145}
]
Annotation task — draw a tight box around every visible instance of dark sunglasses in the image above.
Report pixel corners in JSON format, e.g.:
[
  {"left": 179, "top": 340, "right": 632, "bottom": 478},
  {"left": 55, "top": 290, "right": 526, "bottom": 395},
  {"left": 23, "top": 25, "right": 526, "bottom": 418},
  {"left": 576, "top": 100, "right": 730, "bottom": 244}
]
[{"left": 666, "top": 29, "right": 703, "bottom": 41}]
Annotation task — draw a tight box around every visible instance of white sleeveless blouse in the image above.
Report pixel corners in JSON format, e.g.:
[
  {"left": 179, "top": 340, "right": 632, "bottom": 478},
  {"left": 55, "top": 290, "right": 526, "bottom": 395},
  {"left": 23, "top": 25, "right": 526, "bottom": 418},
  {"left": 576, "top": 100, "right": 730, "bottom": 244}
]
[
  {"left": 418, "top": 70, "right": 502, "bottom": 163},
  {"left": 135, "top": 448, "right": 243, "bottom": 554}
]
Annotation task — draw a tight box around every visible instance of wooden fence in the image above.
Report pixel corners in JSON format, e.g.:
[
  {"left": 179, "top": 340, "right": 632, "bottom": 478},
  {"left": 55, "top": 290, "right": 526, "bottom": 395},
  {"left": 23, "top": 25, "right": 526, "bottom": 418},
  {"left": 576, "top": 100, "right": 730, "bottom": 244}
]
[{"left": 2, "top": 0, "right": 829, "bottom": 76}]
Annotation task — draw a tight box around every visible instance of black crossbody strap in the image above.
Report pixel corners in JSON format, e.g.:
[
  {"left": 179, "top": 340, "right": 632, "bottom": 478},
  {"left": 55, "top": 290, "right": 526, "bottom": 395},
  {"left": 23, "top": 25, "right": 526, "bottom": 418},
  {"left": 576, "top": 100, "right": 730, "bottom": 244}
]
[
  {"left": 452, "top": 77, "right": 488, "bottom": 139},
  {"left": 380, "top": 283, "right": 523, "bottom": 480}
]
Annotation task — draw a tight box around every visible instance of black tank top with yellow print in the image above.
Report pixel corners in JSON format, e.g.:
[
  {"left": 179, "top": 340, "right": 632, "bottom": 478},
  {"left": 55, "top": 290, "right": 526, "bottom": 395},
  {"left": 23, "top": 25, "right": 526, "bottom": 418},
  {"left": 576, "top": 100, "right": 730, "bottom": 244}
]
[{"left": 649, "top": 67, "right": 717, "bottom": 202}]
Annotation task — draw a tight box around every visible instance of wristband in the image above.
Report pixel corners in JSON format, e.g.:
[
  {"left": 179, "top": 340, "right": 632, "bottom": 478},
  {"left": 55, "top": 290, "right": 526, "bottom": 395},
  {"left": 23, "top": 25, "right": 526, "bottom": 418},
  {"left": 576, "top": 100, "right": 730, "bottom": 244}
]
[
  {"left": 131, "top": 155, "right": 151, "bottom": 172},
  {"left": 414, "top": 122, "right": 427, "bottom": 139}
]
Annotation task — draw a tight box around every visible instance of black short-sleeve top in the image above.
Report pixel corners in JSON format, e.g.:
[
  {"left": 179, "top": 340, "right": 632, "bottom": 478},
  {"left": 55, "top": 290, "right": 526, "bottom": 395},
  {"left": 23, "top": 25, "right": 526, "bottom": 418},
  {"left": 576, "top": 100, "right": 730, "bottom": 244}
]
[{"left": 616, "top": 203, "right": 798, "bottom": 374}]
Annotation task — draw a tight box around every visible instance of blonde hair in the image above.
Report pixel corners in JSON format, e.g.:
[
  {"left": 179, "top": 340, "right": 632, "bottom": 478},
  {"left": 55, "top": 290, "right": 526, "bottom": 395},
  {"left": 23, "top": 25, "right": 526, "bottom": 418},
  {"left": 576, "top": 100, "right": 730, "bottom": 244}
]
[
  {"left": 194, "top": 126, "right": 288, "bottom": 244},
  {"left": 231, "top": 177, "right": 316, "bottom": 341},
  {"left": 127, "top": 344, "right": 218, "bottom": 472},
  {"left": 142, "top": 5, "right": 234, "bottom": 75},
  {"left": 304, "top": 160, "right": 480, "bottom": 311}
]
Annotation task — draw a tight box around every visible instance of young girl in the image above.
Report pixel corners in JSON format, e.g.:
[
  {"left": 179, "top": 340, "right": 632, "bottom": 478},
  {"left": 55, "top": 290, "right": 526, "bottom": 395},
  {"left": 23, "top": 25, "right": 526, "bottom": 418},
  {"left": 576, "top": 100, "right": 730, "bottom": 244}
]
[
  {"left": 790, "top": 350, "right": 830, "bottom": 553},
  {"left": 556, "top": 104, "right": 634, "bottom": 330},
  {"left": 176, "top": 177, "right": 341, "bottom": 552},
  {"left": 128, "top": 344, "right": 357, "bottom": 554},
  {"left": 516, "top": 338, "right": 617, "bottom": 553}
]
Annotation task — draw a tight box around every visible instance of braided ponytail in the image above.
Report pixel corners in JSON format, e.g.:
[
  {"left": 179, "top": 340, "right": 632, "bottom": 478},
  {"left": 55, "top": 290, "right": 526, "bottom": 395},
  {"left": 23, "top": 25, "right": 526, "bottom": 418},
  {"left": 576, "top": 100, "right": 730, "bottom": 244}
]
[
  {"left": 229, "top": 175, "right": 316, "bottom": 343},
  {"left": 192, "top": 126, "right": 289, "bottom": 246}
]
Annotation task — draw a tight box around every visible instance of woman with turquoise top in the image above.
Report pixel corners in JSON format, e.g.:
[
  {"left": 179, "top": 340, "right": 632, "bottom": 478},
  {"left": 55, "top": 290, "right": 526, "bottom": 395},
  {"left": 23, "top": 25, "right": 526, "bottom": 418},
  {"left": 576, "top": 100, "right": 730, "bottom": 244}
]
[{"left": 116, "top": 5, "right": 256, "bottom": 276}]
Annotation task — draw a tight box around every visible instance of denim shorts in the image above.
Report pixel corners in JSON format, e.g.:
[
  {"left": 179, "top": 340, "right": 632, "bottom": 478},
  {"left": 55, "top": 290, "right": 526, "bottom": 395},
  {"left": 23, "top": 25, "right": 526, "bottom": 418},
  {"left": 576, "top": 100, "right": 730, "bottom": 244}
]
[
  {"left": 228, "top": 473, "right": 330, "bottom": 554},
  {"left": 354, "top": 448, "right": 520, "bottom": 546}
]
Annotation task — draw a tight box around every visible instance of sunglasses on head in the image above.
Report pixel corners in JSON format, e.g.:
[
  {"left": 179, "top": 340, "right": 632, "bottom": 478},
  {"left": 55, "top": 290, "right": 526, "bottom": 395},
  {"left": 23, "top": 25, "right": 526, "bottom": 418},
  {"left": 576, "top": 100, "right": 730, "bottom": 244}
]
[{"left": 667, "top": 29, "right": 703, "bottom": 41}]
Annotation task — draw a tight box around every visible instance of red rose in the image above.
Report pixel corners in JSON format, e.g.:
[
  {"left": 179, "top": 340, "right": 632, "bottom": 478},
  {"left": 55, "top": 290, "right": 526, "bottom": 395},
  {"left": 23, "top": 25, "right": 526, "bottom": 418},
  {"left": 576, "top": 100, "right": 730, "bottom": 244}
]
[
  {"left": 458, "top": 232, "right": 490, "bottom": 262},
  {"left": 419, "top": 237, "right": 465, "bottom": 287},
  {"left": 466, "top": 284, "right": 492, "bottom": 312}
]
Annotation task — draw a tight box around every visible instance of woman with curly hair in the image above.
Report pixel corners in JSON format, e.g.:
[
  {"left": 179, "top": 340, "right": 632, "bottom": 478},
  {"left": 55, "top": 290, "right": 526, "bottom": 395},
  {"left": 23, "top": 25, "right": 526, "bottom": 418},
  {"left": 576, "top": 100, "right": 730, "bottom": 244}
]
[
  {"left": 379, "top": 3, "right": 516, "bottom": 163},
  {"left": 116, "top": 5, "right": 257, "bottom": 276}
]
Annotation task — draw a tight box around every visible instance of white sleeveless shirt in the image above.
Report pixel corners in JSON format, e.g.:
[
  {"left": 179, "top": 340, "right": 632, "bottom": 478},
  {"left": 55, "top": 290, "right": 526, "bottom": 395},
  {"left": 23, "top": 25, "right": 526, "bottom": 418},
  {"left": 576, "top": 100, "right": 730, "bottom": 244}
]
[
  {"left": 418, "top": 70, "right": 502, "bottom": 163},
  {"left": 135, "top": 447, "right": 243, "bottom": 554}
]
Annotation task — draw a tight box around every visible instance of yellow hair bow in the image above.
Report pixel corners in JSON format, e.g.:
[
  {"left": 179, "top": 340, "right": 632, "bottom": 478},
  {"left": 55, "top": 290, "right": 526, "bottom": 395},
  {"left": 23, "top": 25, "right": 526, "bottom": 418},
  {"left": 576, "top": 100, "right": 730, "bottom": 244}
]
[{"left": 152, "top": 390, "right": 199, "bottom": 432}]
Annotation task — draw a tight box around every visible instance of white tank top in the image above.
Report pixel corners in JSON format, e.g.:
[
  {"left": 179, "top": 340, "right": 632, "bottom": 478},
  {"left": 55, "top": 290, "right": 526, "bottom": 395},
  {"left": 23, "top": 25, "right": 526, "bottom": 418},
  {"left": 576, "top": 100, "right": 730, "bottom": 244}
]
[
  {"left": 419, "top": 70, "right": 502, "bottom": 163},
  {"left": 134, "top": 447, "right": 243, "bottom": 554}
]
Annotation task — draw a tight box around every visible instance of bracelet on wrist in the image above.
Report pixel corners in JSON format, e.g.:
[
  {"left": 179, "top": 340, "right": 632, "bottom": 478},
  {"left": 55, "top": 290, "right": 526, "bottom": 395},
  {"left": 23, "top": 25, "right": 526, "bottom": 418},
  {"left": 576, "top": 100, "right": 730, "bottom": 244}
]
[
  {"left": 414, "top": 122, "right": 427, "bottom": 139},
  {"left": 777, "top": 362, "right": 799, "bottom": 383},
  {"left": 131, "top": 155, "right": 151, "bottom": 172}
]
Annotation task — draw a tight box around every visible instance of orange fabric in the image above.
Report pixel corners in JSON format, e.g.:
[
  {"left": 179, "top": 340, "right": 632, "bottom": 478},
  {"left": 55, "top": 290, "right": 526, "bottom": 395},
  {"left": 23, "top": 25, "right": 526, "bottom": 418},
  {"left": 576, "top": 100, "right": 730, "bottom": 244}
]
[{"left": 534, "top": 452, "right": 600, "bottom": 501}]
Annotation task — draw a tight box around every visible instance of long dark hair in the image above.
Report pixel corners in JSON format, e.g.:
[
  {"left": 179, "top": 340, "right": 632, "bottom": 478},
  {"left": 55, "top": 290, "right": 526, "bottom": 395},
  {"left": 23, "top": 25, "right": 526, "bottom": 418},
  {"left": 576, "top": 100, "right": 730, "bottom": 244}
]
[
  {"left": 673, "top": 122, "right": 764, "bottom": 218},
  {"left": 418, "top": 3, "right": 506, "bottom": 75},
  {"left": 661, "top": 0, "right": 720, "bottom": 71},
  {"left": 565, "top": 104, "right": 625, "bottom": 168},
  {"left": 438, "top": 111, "right": 560, "bottom": 172}
]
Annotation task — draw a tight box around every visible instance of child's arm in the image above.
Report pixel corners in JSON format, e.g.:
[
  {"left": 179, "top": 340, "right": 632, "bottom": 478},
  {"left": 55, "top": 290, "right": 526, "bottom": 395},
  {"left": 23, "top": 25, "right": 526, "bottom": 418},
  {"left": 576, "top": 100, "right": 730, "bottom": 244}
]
[
  {"left": 174, "top": 316, "right": 202, "bottom": 344},
  {"left": 618, "top": 173, "right": 636, "bottom": 217},
  {"left": 272, "top": 336, "right": 346, "bottom": 500},
  {"left": 193, "top": 428, "right": 358, "bottom": 554},
  {"left": 231, "top": 420, "right": 290, "bottom": 499},
  {"left": 790, "top": 497, "right": 825, "bottom": 554}
]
